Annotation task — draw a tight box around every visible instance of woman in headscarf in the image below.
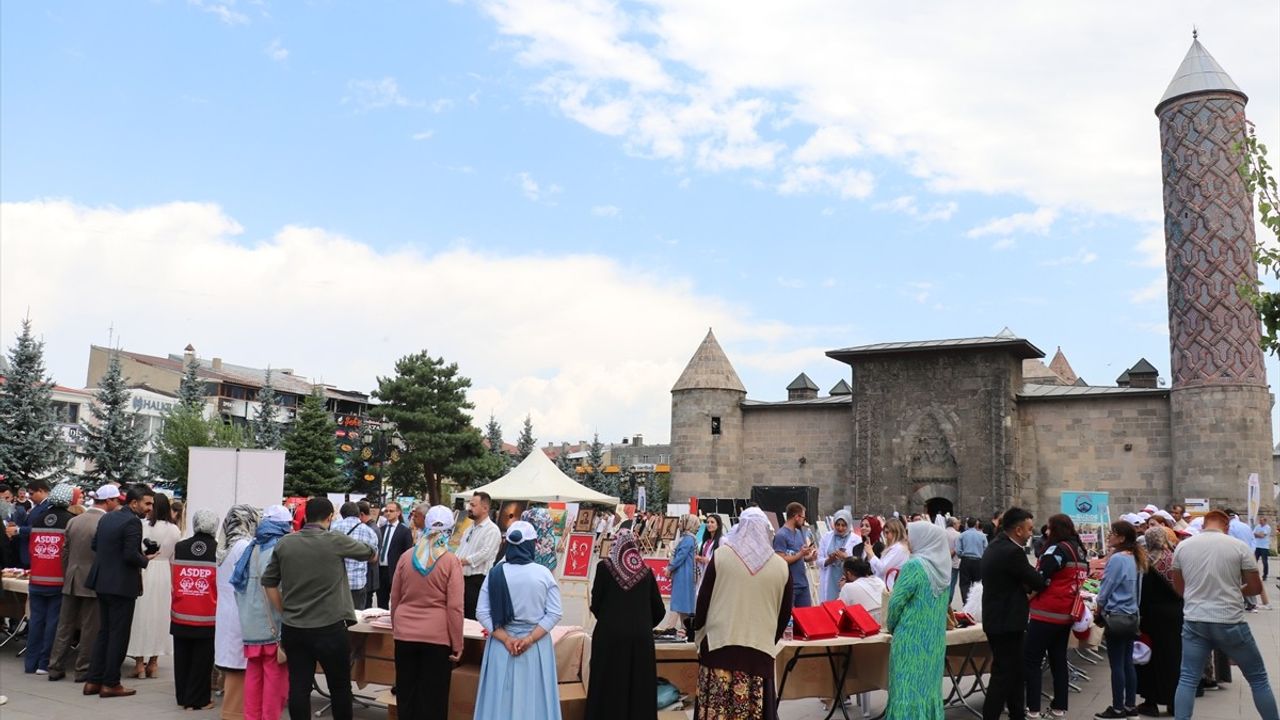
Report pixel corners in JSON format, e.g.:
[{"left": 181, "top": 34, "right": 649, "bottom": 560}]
[
  {"left": 234, "top": 505, "right": 292, "bottom": 720},
  {"left": 1135, "top": 526, "right": 1183, "bottom": 718},
  {"left": 170, "top": 510, "right": 220, "bottom": 710},
  {"left": 694, "top": 514, "right": 724, "bottom": 596},
  {"left": 216, "top": 504, "right": 260, "bottom": 720},
  {"left": 666, "top": 513, "right": 700, "bottom": 637},
  {"left": 585, "top": 529, "right": 666, "bottom": 720},
  {"left": 521, "top": 506, "right": 559, "bottom": 571},
  {"left": 856, "top": 515, "right": 884, "bottom": 557},
  {"left": 692, "top": 507, "right": 792, "bottom": 720},
  {"left": 475, "top": 521, "right": 563, "bottom": 720},
  {"left": 818, "top": 510, "right": 857, "bottom": 603},
  {"left": 865, "top": 518, "right": 910, "bottom": 589},
  {"left": 883, "top": 520, "right": 951, "bottom": 720},
  {"left": 390, "top": 506, "right": 464, "bottom": 720}
]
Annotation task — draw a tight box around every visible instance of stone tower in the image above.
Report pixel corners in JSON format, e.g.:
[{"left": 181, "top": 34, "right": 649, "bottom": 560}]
[
  {"left": 670, "top": 329, "right": 746, "bottom": 499},
  {"left": 1157, "top": 35, "right": 1273, "bottom": 510}
]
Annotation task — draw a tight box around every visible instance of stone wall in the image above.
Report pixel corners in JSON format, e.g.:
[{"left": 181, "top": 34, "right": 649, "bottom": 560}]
[
  {"left": 1171, "top": 385, "right": 1274, "bottom": 513},
  {"left": 848, "top": 350, "right": 1020, "bottom": 518},
  {"left": 1017, "top": 395, "right": 1173, "bottom": 518},
  {"left": 740, "top": 405, "right": 853, "bottom": 513},
  {"left": 670, "top": 389, "right": 745, "bottom": 499}
]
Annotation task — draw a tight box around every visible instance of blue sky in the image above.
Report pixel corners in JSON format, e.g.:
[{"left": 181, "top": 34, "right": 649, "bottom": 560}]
[{"left": 3, "top": 1, "right": 1279, "bottom": 443}]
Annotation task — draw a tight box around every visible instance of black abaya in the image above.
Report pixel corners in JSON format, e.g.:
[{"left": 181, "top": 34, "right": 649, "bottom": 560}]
[
  {"left": 584, "top": 560, "right": 667, "bottom": 720},
  {"left": 1136, "top": 569, "right": 1183, "bottom": 709}
]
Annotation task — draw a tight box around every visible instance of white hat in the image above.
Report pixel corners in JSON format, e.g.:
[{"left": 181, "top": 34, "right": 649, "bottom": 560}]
[
  {"left": 1121, "top": 513, "right": 1142, "bottom": 525},
  {"left": 1136, "top": 512, "right": 1151, "bottom": 522},
  {"left": 1154, "top": 510, "right": 1175, "bottom": 523},
  {"left": 262, "top": 505, "right": 292, "bottom": 523},
  {"left": 1142, "top": 504, "right": 1159, "bottom": 514},
  {"left": 505, "top": 520, "right": 537, "bottom": 544},
  {"left": 424, "top": 505, "right": 454, "bottom": 531},
  {"left": 93, "top": 484, "right": 120, "bottom": 500}
]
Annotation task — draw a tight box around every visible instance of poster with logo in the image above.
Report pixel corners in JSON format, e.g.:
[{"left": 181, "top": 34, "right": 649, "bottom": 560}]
[
  {"left": 644, "top": 558, "right": 672, "bottom": 596},
  {"left": 1061, "top": 491, "right": 1109, "bottom": 556},
  {"left": 562, "top": 533, "right": 595, "bottom": 579},
  {"left": 1247, "top": 473, "right": 1261, "bottom": 526}
]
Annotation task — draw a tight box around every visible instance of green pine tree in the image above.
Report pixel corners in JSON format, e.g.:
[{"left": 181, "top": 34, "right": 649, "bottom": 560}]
[
  {"left": 484, "top": 414, "right": 508, "bottom": 461},
  {"left": 648, "top": 472, "right": 671, "bottom": 514},
  {"left": 282, "top": 389, "right": 342, "bottom": 496},
  {"left": 516, "top": 414, "right": 536, "bottom": 461},
  {"left": 585, "top": 433, "right": 610, "bottom": 493},
  {"left": 177, "top": 356, "right": 205, "bottom": 411},
  {"left": 371, "top": 351, "right": 502, "bottom": 502},
  {"left": 82, "top": 351, "right": 148, "bottom": 484},
  {"left": 251, "top": 369, "right": 284, "bottom": 449},
  {"left": 555, "top": 444, "right": 576, "bottom": 478},
  {"left": 0, "top": 318, "right": 71, "bottom": 484}
]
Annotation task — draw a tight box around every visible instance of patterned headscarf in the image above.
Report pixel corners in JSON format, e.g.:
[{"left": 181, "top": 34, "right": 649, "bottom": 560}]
[
  {"left": 412, "top": 506, "right": 455, "bottom": 576},
  {"left": 219, "top": 504, "right": 261, "bottom": 563},
  {"left": 722, "top": 507, "right": 774, "bottom": 575},
  {"left": 192, "top": 509, "right": 219, "bottom": 536},
  {"left": 47, "top": 483, "right": 76, "bottom": 508},
  {"left": 605, "top": 529, "right": 650, "bottom": 590},
  {"left": 521, "top": 507, "right": 558, "bottom": 571},
  {"left": 1144, "top": 527, "right": 1176, "bottom": 584},
  {"left": 679, "top": 513, "right": 702, "bottom": 537}
]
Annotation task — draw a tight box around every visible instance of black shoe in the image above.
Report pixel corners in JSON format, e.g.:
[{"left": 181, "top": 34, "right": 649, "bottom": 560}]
[
  {"left": 1135, "top": 702, "right": 1162, "bottom": 717},
  {"left": 47, "top": 670, "right": 66, "bottom": 682},
  {"left": 1125, "top": 708, "right": 1139, "bottom": 717},
  {"left": 1095, "top": 708, "right": 1128, "bottom": 719}
]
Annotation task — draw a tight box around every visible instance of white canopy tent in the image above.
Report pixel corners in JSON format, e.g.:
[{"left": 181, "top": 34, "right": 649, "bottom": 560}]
[{"left": 452, "top": 447, "right": 621, "bottom": 504}]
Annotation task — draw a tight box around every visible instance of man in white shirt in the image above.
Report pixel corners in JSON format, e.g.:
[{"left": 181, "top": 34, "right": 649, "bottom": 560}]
[
  {"left": 456, "top": 491, "right": 501, "bottom": 620},
  {"left": 1227, "top": 510, "right": 1262, "bottom": 611},
  {"left": 1252, "top": 513, "right": 1272, "bottom": 583}
]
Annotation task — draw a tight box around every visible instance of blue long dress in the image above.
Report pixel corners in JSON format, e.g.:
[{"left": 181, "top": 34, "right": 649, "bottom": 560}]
[
  {"left": 884, "top": 558, "right": 947, "bottom": 720},
  {"left": 475, "top": 562, "right": 564, "bottom": 720},
  {"left": 668, "top": 533, "right": 696, "bottom": 615}
]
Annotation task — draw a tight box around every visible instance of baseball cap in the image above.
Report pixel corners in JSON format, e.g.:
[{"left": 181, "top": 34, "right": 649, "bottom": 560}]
[{"left": 94, "top": 484, "right": 121, "bottom": 500}]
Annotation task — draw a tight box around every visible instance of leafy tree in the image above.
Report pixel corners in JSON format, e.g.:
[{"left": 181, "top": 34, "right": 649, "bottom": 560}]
[
  {"left": 177, "top": 356, "right": 205, "bottom": 410},
  {"left": 0, "top": 318, "right": 70, "bottom": 484},
  {"left": 153, "top": 404, "right": 247, "bottom": 491},
  {"left": 82, "top": 351, "right": 148, "bottom": 485},
  {"left": 251, "top": 369, "right": 284, "bottom": 449},
  {"left": 1237, "top": 120, "right": 1280, "bottom": 354},
  {"left": 282, "top": 389, "right": 342, "bottom": 496},
  {"left": 515, "top": 414, "right": 536, "bottom": 461},
  {"left": 371, "top": 351, "right": 498, "bottom": 503}
]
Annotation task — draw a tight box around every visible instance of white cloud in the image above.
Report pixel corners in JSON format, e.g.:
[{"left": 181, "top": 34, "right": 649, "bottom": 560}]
[
  {"left": 411, "top": 130, "right": 435, "bottom": 141},
  {"left": 590, "top": 205, "right": 619, "bottom": 217},
  {"left": 431, "top": 98, "right": 455, "bottom": 113},
  {"left": 188, "top": 0, "right": 248, "bottom": 25},
  {"left": 343, "top": 77, "right": 420, "bottom": 111},
  {"left": 965, "top": 207, "right": 1058, "bottom": 238},
  {"left": 874, "top": 195, "right": 958, "bottom": 222},
  {"left": 1040, "top": 248, "right": 1099, "bottom": 266},
  {"left": 991, "top": 237, "right": 1017, "bottom": 251},
  {"left": 1131, "top": 275, "right": 1167, "bottom": 304},
  {"left": 0, "top": 199, "right": 815, "bottom": 443},
  {"left": 517, "top": 172, "right": 562, "bottom": 202},
  {"left": 474, "top": 2, "right": 1279, "bottom": 217},
  {"left": 264, "top": 38, "right": 288, "bottom": 62},
  {"left": 1135, "top": 225, "right": 1165, "bottom": 267},
  {"left": 777, "top": 165, "right": 874, "bottom": 199}
]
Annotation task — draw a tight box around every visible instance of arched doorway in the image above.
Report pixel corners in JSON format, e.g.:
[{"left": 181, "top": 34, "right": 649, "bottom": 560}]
[{"left": 925, "top": 497, "right": 954, "bottom": 520}]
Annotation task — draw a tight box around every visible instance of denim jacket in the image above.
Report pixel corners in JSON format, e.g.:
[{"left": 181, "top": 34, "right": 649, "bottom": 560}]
[{"left": 235, "top": 544, "right": 284, "bottom": 646}]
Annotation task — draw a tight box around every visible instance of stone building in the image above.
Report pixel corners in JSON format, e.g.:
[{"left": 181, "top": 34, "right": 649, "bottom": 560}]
[{"left": 670, "top": 37, "right": 1275, "bottom": 520}]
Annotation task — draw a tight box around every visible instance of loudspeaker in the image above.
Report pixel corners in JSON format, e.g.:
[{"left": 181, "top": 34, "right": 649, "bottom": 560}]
[
  {"left": 697, "top": 498, "right": 718, "bottom": 517},
  {"left": 750, "top": 485, "right": 820, "bottom": 527}
]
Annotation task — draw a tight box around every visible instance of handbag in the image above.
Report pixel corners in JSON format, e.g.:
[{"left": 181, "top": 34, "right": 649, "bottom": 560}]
[
  {"left": 253, "top": 546, "right": 288, "bottom": 664},
  {"left": 1064, "top": 544, "right": 1087, "bottom": 623},
  {"left": 1101, "top": 559, "right": 1141, "bottom": 639}
]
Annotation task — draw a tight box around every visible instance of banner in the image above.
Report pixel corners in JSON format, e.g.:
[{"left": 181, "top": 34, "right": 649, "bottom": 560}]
[
  {"left": 1247, "top": 473, "right": 1261, "bottom": 526},
  {"left": 1061, "top": 491, "right": 1108, "bottom": 525}
]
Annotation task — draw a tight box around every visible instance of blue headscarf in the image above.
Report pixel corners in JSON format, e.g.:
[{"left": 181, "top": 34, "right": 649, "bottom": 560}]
[
  {"left": 486, "top": 522, "right": 536, "bottom": 630},
  {"left": 231, "top": 518, "right": 291, "bottom": 593}
]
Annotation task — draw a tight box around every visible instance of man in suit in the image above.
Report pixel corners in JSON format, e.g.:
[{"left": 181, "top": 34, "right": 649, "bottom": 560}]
[
  {"left": 374, "top": 501, "right": 412, "bottom": 609},
  {"left": 83, "top": 484, "right": 158, "bottom": 698},
  {"left": 48, "top": 487, "right": 111, "bottom": 682},
  {"left": 980, "top": 506, "right": 1048, "bottom": 720}
]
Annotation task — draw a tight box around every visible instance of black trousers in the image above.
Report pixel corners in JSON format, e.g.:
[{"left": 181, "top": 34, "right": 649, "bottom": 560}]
[
  {"left": 1023, "top": 620, "right": 1070, "bottom": 712},
  {"left": 87, "top": 593, "right": 136, "bottom": 688},
  {"left": 1256, "top": 548, "right": 1270, "bottom": 580},
  {"left": 983, "top": 630, "right": 1028, "bottom": 720},
  {"left": 464, "top": 574, "right": 484, "bottom": 620},
  {"left": 394, "top": 640, "right": 452, "bottom": 720},
  {"left": 173, "top": 634, "right": 215, "bottom": 709},
  {"left": 958, "top": 557, "right": 982, "bottom": 604},
  {"left": 376, "top": 566, "right": 393, "bottom": 610},
  {"left": 282, "top": 622, "right": 352, "bottom": 720}
]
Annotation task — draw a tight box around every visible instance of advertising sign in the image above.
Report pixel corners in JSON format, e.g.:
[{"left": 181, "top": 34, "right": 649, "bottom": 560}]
[
  {"left": 1247, "top": 473, "right": 1261, "bottom": 526},
  {"left": 1060, "top": 491, "right": 1108, "bottom": 525}
]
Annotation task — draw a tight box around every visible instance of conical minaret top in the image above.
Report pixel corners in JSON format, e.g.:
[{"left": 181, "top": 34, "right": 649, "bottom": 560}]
[
  {"left": 1156, "top": 33, "right": 1246, "bottom": 113},
  {"left": 672, "top": 329, "right": 746, "bottom": 392}
]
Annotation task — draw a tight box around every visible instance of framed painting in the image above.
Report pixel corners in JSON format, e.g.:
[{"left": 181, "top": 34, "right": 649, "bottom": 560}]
[
  {"left": 496, "top": 500, "right": 528, "bottom": 534},
  {"left": 643, "top": 558, "right": 672, "bottom": 596},
  {"left": 573, "top": 508, "right": 596, "bottom": 533},
  {"left": 563, "top": 533, "right": 595, "bottom": 579},
  {"left": 598, "top": 537, "right": 614, "bottom": 558},
  {"left": 660, "top": 516, "right": 679, "bottom": 541}
]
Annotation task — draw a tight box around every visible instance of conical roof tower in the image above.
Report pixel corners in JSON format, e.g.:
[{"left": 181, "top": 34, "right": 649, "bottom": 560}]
[
  {"left": 672, "top": 329, "right": 746, "bottom": 392},
  {"left": 670, "top": 328, "right": 747, "bottom": 500}
]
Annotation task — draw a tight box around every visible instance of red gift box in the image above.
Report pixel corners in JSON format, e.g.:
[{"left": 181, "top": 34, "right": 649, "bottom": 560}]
[
  {"left": 840, "top": 603, "right": 881, "bottom": 638},
  {"left": 791, "top": 605, "right": 839, "bottom": 640},
  {"left": 821, "top": 599, "right": 846, "bottom": 625}
]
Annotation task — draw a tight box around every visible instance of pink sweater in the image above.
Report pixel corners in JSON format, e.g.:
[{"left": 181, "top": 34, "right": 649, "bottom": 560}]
[{"left": 389, "top": 550, "right": 465, "bottom": 657}]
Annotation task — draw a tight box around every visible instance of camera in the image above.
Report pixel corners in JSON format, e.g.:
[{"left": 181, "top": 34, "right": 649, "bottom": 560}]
[{"left": 142, "top": 538, "right": 160, "bottom": 555}]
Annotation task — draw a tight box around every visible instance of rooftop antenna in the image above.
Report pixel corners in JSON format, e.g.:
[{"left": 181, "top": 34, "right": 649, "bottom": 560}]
[{"left": 1192, "top": 26, "right": 1198, "bottom": 40}]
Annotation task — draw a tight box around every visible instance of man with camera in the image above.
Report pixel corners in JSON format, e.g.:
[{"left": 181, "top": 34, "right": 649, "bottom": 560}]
[{"left": 83, "top": 484, "right": 159, "bottom": 698}]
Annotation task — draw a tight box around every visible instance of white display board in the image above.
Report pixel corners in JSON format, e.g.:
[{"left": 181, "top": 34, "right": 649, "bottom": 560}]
[{"left": 186, "top": 448, "right": 286, "bottom": 538}]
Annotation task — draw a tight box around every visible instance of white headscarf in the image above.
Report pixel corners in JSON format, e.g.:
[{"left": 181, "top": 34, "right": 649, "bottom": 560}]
[
  {"left": 722, "top": 507, "right": 774, "bottom": 575},
  {"left": 907, "top": 520, "right": 951, "bottom": 597}
]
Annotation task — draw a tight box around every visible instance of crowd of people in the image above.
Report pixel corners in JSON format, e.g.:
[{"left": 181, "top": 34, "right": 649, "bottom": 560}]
[{"left": 1, "top": 478, "right": 1278, "bottom": 720}]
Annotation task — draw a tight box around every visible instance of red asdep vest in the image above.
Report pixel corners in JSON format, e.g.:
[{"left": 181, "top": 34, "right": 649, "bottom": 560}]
[
  {"left": 171, "top": 557, "right": 218, "bottom": 627},
  {"left": 1029, "top": 542, "right": 1088, "bottom": 625},
  {"left": 29, "top": 511, "right": 70, "bottom": 587}
]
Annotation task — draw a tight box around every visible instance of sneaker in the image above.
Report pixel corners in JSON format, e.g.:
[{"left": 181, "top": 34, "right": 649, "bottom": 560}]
[
  {"left": 1026, "top": 710, "right": 1043, "bottom": 718},
  {"left": 1125, "top": 708, "right": 1139, "bottom": 717},
  {"left": 1135, "top": 702, "right": 1163, "bottom": 716},
  {"left": 1095, "top": 708, "right": 1128, "bottom": 719},
  {"left": 1047, "top": 711, "right": 1067, "bottom": 719},
  {"left": 35, "top": 669, "right": 48, "bottom": 675}
]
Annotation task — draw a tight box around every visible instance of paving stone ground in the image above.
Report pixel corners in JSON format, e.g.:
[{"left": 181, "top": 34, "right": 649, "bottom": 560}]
[{"left": 1, "top": 601, "right": 1276, "bottom": 719}]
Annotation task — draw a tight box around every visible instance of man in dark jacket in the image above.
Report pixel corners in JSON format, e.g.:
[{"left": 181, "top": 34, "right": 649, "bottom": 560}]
[
  {"left": 374, "top": 501, "right": 412, "bottom": 609},
  {"left": 24, "top": 482, "right": 77, "bottom": 675},
  {"left": 84, "top": 484, "right": 158, "bottom": 698},
  {"left": 980, "top": 506, "right": 1048, "bottom": 720}
]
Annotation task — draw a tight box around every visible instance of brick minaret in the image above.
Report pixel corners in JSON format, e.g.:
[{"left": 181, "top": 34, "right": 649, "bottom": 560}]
[{"left": 1157, "top": 35, "right": 1273, "bottom": 510}]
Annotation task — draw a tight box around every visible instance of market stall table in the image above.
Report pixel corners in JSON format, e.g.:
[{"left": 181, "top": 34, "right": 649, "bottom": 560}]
[{"left": 0, "top": 576, "right": 29, "bottom": 649}]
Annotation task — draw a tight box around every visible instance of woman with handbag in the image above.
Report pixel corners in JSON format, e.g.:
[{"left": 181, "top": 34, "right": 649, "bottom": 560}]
[
  {"left": 1093, "top": 521, "right": 1147, "bottom": 719},
  {"left": 1024, "top": 514, "right": 1088, "bottom": 718},
  {"left": 232, "top": 505, "right": 293, "bottom": 720}
]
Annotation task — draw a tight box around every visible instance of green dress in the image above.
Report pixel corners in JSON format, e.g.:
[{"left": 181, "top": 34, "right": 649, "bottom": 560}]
[{"left": 884, "top": 558, "right": 948, "bottom": 720}]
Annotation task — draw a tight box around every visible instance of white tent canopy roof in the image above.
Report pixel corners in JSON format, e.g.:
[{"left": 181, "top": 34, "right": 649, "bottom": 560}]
[{"left": 452, "top": 448, "right": 620, "bottom": 505}]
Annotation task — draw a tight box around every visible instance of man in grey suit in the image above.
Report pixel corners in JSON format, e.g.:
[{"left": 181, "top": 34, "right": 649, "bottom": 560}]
[{"left": 47, "top": 487, "right": 112, "bottom": 682}]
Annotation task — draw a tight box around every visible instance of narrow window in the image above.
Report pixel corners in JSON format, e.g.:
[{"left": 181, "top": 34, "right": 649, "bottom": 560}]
[{"left": 711, "top": 416, "right": 722, "bottom": 435}]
